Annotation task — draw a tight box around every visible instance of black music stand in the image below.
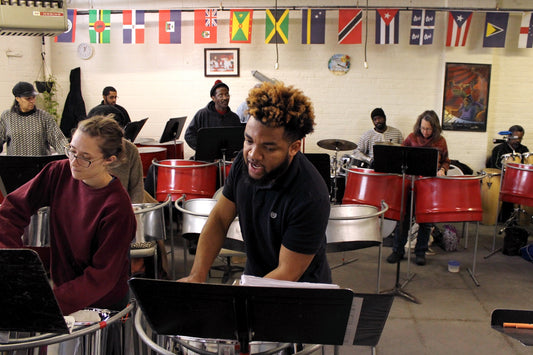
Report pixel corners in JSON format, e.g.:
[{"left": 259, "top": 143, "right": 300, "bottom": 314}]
[
  {"left": 0, "top": 249, "right": 70, "bottom": 334},
  {"left": 158, "top": 116, "right": 187, "bottom": 159},
  {"left": 491, "top": 309, "right": 533, "bottom": 346},
  {"left": 0, "top": 155, "right": 66, "bottom": 196},
  {"left": 123, "top": 117, "right": 148, "bottom": 142},
  {"left": 129, "top": 278, "right": 393, "bottom": 353},
  {"left": 373, "top": 144, "right": 438, "bottom": 304}
]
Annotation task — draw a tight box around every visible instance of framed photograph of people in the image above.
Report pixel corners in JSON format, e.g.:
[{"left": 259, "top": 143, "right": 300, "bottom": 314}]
[
  {"left": 204, "top": 48, "right": 240, "bottom": 77},
  {"left": 441, "top": 63, "right": 491, "bottom": 132}
]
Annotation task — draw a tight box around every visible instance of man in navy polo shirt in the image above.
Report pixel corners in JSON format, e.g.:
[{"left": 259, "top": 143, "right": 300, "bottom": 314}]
[{"left": 180, "top": 82, "right": 331, "bottom": 284}]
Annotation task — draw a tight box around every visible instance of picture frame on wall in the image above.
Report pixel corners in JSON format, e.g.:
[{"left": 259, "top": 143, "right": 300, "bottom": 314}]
[
  {"left": 204, "top": 48, "right": 240, "bottom": 77},
  {"left": 442, "top": 62, "right": 491, "bottom": 132}
]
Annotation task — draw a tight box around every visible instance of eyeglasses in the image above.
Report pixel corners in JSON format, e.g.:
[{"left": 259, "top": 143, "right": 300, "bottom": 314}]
[
  {"left": 420, "top": 127, "right": 433, "bottom": 132},
  {"left": 64, "top": 146, "right": 102, "bottom": 168}
]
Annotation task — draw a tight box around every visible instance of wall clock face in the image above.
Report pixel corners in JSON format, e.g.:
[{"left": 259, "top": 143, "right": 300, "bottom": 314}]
[{"left": 77, "top": 43, "right": 93, "bottom": 60}]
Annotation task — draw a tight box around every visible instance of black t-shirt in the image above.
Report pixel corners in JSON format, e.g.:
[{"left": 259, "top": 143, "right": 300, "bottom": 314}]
[{"left": 223, "top": 151, "right": 332, "bottom": 283}]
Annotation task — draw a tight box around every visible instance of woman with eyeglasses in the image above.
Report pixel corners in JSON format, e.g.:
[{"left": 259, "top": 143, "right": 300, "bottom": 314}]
[
  {"left": 387, "top": 110, "right": 451, "bottom": 267},
  {"left": 0, "top": 81, "right": 68, "bottom": 155},
  {"left": 0, "top": 115, "right": 136, "bottom": 315}
]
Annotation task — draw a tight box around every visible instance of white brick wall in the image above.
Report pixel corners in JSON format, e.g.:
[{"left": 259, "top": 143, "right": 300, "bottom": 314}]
[{"left": 1, "top": 0, "right": 532, "bottom": 172}]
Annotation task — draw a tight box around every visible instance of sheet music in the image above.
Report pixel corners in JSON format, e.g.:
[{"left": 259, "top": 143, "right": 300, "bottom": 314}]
[
  {"left": 240, "top": 275, "right": 340, "bottom": 289},
  {"left": 343, "top": 296, "right": 363, "bottom": 345}
]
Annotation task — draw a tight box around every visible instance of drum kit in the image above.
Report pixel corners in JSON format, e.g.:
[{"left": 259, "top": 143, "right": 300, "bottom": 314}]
[{"left": 317, "top": 139, "right": 357, "bottom": 203}]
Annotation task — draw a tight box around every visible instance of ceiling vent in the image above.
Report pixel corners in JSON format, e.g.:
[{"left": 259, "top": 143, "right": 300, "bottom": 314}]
[{"left": 0, "top": 1, "right": 68, "bottom": 37}]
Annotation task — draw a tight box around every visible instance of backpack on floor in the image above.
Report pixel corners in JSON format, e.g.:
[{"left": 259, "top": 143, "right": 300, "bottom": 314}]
[
  {"left": 503, "top": 227, "right": 529, "bottom": 256},
  {"left": 433, "top": 224, "right": 459, "bottom": 252},
  {"left": 520, "top": 244, "right": 533, "bottom": 263}
]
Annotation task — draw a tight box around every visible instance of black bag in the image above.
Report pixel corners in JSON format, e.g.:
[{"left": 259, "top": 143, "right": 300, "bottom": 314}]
[{"left": 502, "top": 227, "right": 529, "bottom": 256}]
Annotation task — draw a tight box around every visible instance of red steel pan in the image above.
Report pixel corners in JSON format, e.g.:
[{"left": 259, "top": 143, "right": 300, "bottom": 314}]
[
  {"left": 500, "top": 163, "right": 533, "bottom": 207},
  {"left": 342, "top": 167, "right": 409, "bottom": 221},
  {"left": 414, "top": 175, "right": 483, "bottom": 223},
  {"left": 137, "top": 139, "right": 184, "bottom": 159},
  {"left": 154, "top": 159, "right": 218, "bottom": 201},
  {"left": 138, "top": 147, "right": 167, "bottom": 178}
]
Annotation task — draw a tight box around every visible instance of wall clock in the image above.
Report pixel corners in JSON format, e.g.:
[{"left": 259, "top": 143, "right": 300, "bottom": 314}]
[{"left": 77, "top": 43, "right": 93, "bottom": 60}]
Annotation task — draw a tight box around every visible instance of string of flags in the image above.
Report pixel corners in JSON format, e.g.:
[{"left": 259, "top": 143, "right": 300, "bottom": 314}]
[{"left": 54, "top": 8, "right": 533, "bottom": 49}]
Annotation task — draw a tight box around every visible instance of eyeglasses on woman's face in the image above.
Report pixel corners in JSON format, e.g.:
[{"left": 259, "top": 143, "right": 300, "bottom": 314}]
[{"left": 64, "top": 145, "right": 103, "bottom": 168}]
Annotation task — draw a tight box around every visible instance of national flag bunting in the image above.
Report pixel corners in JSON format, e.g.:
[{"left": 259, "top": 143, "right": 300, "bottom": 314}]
[
  {"left": 230, "top": 9, "right": 253, "bottom": 43},
  {"left": 89, "top": 9, "right": 111, "bottom": 44},
  {"left": 159, "top": 10, "right": 181, "bottom": 44},
  {"left": 194, "top": 9, "right": 217, "bottom": 44},
  {"left": 123, "top": 10, "right": 145, "bottom": 44},
  {"left": 302, "top": 9, "right": 326, "bottom": 44},
  {"left": 446, "top": 11, "right": 473, "bottom": 47},
  {"left": 483, "top": 12, "right": 509, "bottom": 48},
  {"left": 265, "top": 9, "right": 289, "bottom": 44},
  {"left": 55, "top": 9, "right": 76, "bottom": 43},
  {"left": 410, "top": 10, "right": 435, "bottom": 45},
  {"left": 375, "top": 9, "right": 399, "bottom": 44},
  {"left": 338, "top": 9, "right": 362, "bottom": 44},
  {"left": 518, "top": 12, "right": 533, "bottom": 48}
]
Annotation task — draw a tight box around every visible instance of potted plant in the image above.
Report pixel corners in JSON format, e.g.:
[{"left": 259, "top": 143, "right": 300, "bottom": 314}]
[{"left": 36, "top": 74, "right": 60, "bottom": 122}]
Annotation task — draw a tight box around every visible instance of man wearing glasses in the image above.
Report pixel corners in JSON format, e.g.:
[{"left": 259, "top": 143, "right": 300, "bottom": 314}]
[
  {"left": 0, "top": 81, "right": 68, "bottom": 156},
  {"left": 92, "top": 86, "right": 131, "bottom": 127}
]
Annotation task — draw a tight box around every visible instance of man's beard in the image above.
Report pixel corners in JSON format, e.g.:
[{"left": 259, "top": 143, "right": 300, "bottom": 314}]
[
  {"left": 243, "top": 154, "right": 291, "bottom": 186},
  {"left": 375, "top": 122, "right": 386, "bottom": 131}
]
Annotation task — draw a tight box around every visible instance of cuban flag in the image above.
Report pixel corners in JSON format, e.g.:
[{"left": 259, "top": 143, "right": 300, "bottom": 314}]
[
  {"left": 159, "top": 10, "right": 181, "bottom": 44},
  {"left": 446, "top": 11, "right": 473, "bottom": 47},
  {"left": 375, "top": 9, "right": 399, "bottom": 44},
  {"left": 410, "top": 10, "right": 435, "bottom": 45},
  {"left": 55, "top": 9, "right": 76, "bottom": 43},
  {"left": 123, "top": 10, "right": 145, "bottom": 44},
  {"left": 518, "top": 12, "right": 533, "bottom": 48}
]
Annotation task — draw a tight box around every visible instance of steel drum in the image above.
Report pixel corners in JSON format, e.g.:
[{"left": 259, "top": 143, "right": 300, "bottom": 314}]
[
  {"left": 22, "top": 207, "right": 51, "bottom": 271},
  {"left": 342, "top": 167, "right": 408, "bottom": 221},
  {"left": 137, "top": 147, "right": 167, "bottom": 178},
  {"left": 132, "top": 202, "right": 167, "bottom": 242},
  {"left": 154, "top": 159, "right": 218, "bottom": 201},
  {"left": 480, "top": 168, "right": 502, "bottom": 225},
  {"left": 137, "top": 139, "right": 184, "bottom": 159},
  {"left": 500, "top": 162, "right": 533, "bottom": 207},
  {"left": 414, "top": 175, "right": 483, "bottom": 223}
]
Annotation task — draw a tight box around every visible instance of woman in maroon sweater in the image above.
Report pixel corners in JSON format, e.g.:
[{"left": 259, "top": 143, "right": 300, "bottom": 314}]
[
  {"left": 0, "top": 116, "right": 136, "bottom": 315},
  {"left": 387, "top": 110, "right": 451, "bottom": 266}
]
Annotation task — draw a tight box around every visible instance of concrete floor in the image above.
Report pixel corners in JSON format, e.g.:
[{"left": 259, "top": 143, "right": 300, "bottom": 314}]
[{"left": 164, "top": 221, "right": 533, "bottom": 355}]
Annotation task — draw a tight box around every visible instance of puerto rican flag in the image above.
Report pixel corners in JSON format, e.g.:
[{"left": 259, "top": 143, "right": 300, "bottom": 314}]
[
  {"left": 446, "top": 11, "right": 473, "bottom": 47},
  {"left": 123, "top": 10, "right": 145, "bottom": 44},
  {"left": 375, "top": 9, "right": 399, "bottom": 44}
]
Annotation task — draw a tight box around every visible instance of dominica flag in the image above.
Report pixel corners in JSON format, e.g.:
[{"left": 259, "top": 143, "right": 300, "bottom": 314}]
[
  {"left": 89, "top": 9, "right": 111, "bottom": 44},
  {"left": 123, "top": 10, "right": 145, "bottom": 44},
  {"left": 483, "top": 12, "right": 509, "bottom": 48},
  {"left": 375, "top": 9, "right": 399, "bottom": 44},
  {"left": 302, "top": 9, "right": 326, "bottom": 44},
  {"left": 265, "top": 9, "right": 289, "bottom": 44},
  {"left": 338, "top": 9, "right": 362, "bottom": 44},
  {"left": 159, "top": 10, "right": 181, "bottom": 44},
  {"left": 55, "top": 9, "right": 76, "bottom": 43},
  {"left": 230, "top": 9, "right": 253, "bottom": 43},
  {"left": 518, "top": 12, "right": 533, "bottom": 48},
  {"left": 194, "top": 9, "right": 217, "bottom": 44}
]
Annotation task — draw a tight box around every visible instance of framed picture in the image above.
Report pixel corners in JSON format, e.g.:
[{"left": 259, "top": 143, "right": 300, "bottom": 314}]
[
  {"left": 442, "top": 62, "right": 491, "bottom": 132},
  {"left": 204, "top": 48, "right": 240, "bottom": 77}
]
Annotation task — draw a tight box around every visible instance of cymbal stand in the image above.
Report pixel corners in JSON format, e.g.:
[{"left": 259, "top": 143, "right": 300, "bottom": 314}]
[
  {"left": 381, "top": 163, "right": 420, "bottom": 304},
  {"left": 402, "top": 176, "right": 417, "bottom": 287},
  {"left": 331, "top": 147, "right": 340, "bottom": 204}
]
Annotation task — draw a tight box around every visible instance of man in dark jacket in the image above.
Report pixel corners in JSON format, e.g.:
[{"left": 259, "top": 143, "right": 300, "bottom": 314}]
[
  {"left": 184, "top": 80, "right": 241, "bottom": 151},
  {"left": 90, "top": 86, "right": 131, "bottom": 128}
]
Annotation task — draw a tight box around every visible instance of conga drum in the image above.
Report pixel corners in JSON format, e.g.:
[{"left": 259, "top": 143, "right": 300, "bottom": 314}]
[
  {"left": 138, "top": 147, "right": 167, "bottom": 178},
  {"left": 523, "top": 152, "right": 533, "bottom": 165},
  {"left": 154, "top": 159, "right": 218, "bottom": 201},
  {"left": 480, "top": 168, "right": 502, "bottom": 225},
  {"left": 342, "top": 167, "right": 409, "bottom": 221},
  {"left": 414, "top": 175, "right": 483, "bottom": 223},
  {"left": 501, "top": 153, "right": 522, "bottom": 166}
]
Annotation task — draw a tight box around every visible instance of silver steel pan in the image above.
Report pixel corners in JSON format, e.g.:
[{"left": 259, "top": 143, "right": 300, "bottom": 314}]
[
  {"left": 132, "top": 195, "right": 172, "bottom": 242},
  {"left": 22, "top": 206, "right": 50, "bottom": 247}
]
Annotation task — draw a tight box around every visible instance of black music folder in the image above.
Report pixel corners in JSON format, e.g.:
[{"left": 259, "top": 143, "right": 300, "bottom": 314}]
[
  {"left": 159, "top": 116, "right": 187, "bottom": 143},
  {"left": 124, "top": 117, "right": 148, "bottom": 142},
  {"left": 373, "top": 144, "right": 439, "bottom": 177},
  {"left": 195, "top": 126, "right": 245, "bottom": 162},
  {"left": 129, "top": 277, "right": 393, "bottom": 347},
  {"left": 0, "top": 249, "right": 70, "bottom": 334}
]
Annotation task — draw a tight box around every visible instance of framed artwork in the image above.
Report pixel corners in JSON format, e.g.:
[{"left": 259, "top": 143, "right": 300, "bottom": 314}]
[
  {"left": 204, "top": 48, "right": 240, "bottom": 77},
  {"left": 442, "top": 62, "right": 491, "bottom": 132}
]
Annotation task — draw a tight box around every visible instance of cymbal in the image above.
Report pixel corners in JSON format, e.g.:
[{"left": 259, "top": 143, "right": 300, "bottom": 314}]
[{"left": 317, "top": 139, "right": 357, "bottom": 151}]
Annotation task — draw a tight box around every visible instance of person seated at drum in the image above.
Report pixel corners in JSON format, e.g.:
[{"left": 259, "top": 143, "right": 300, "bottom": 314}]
[
  {"left": 184, "top": 80, "right": 242, "bottom": 152},
  {"left": 488, "top": 125, "right": 528, "bottom": 170},
  {"left": 180, "top": 82, "right": 331, "bottom": 284},
  {"left": 0, "top": 81, "right": 68, "bottom": 155},
  {"left": 89, "top": 86, "right": 131, "bottom": 127},
  {"left": 488, "top": 125, "right": 529, "bottom": 222},
  {"left": 387, "top": 110, "right": 451, "bottom": 266},
  {"left": 0, "top": 116, "right": 136, "bottom": 315},
  {"left": 351, "top": 108, "right": 403, "bottom": 168}
]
